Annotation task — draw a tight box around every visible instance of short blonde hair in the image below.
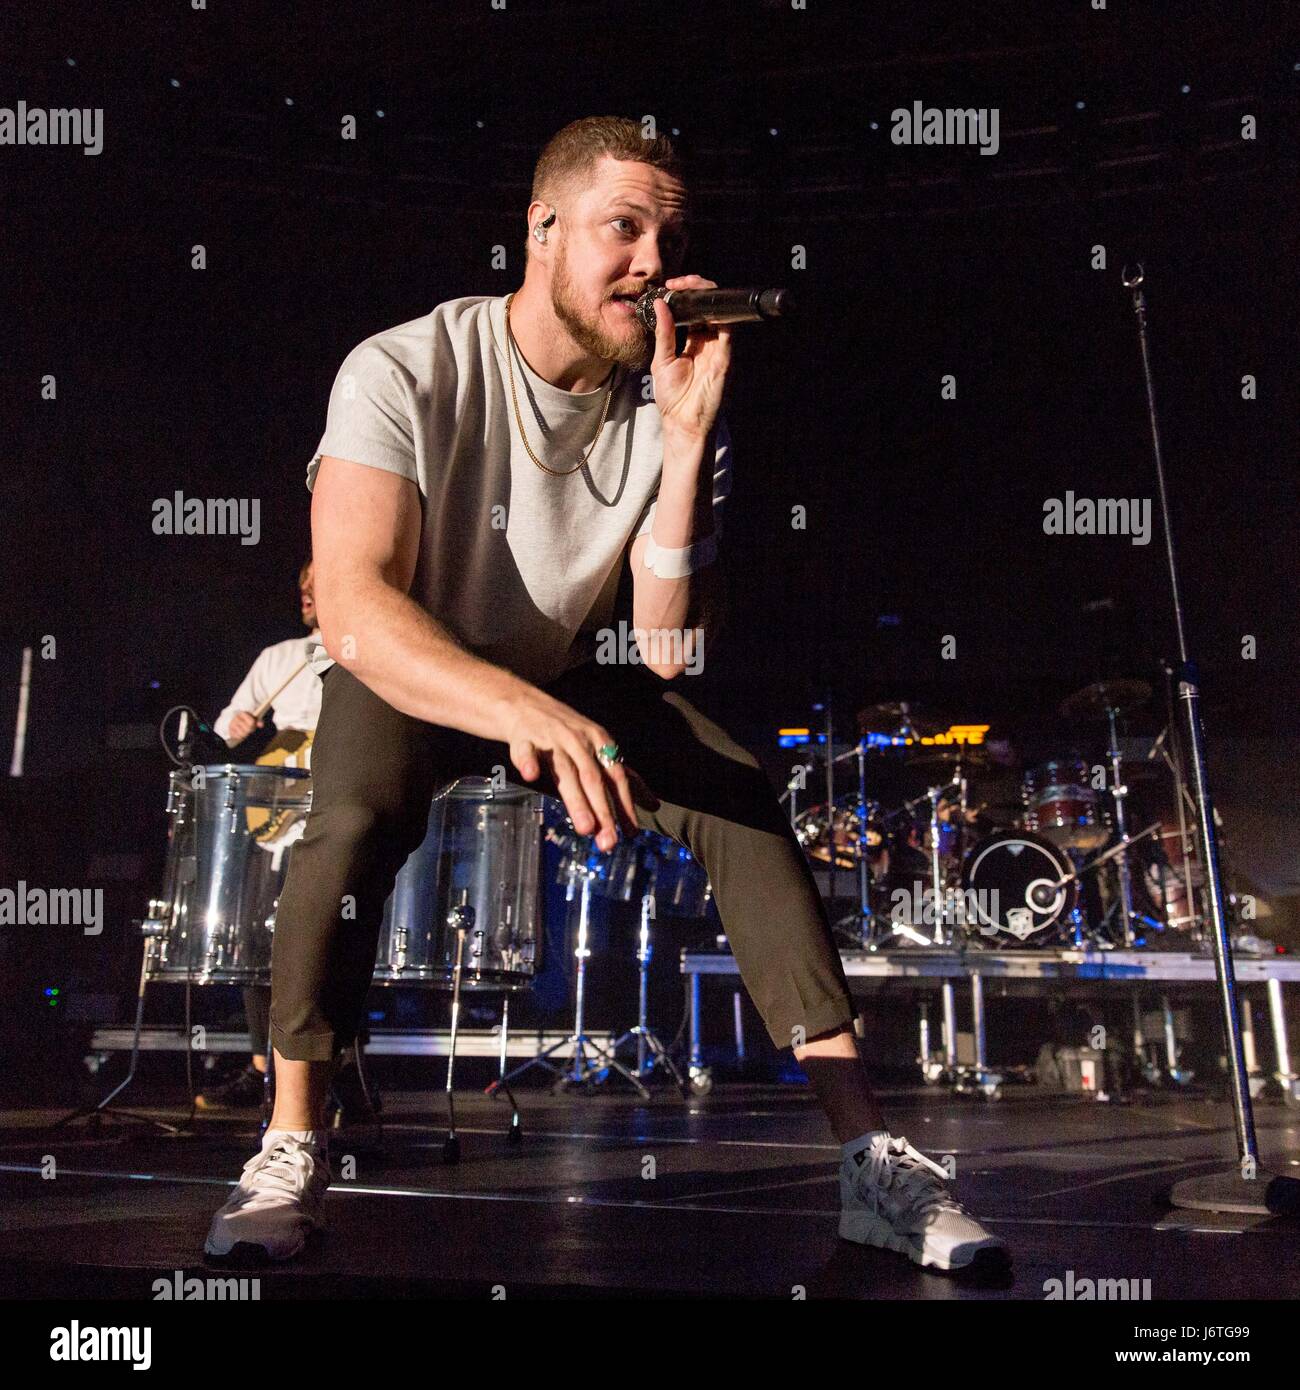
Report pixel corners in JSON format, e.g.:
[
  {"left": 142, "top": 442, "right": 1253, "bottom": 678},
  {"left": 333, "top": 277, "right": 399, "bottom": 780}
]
[{"left": 527, "top": 116, "right": 686, "bottom": 257}]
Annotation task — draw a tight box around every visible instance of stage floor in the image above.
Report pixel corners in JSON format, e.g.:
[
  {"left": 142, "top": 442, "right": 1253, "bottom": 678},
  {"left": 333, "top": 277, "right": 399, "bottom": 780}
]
[{"left": 1, "top": 1082, "right": 1297, "bottom": 1300}]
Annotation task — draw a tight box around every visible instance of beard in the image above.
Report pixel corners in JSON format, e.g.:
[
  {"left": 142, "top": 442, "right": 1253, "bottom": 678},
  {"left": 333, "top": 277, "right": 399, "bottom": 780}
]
[{"left": 550, "top": 245, "right": 652, "bottom": 372}]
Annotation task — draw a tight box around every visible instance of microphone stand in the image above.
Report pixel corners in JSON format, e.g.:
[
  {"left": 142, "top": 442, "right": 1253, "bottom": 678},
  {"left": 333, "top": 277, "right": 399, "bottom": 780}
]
[{"left": 1122, "top": 265, "right": 1297, "bottom": 1215}]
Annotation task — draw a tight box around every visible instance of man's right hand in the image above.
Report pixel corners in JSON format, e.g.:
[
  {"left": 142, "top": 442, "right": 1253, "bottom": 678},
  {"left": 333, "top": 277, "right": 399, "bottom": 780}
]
[
  {"left": 504, "top": 690, "right": 643, "bottom": 853},
  {"left": 226, "top": 711, "right": 264, "bottom": 746}
]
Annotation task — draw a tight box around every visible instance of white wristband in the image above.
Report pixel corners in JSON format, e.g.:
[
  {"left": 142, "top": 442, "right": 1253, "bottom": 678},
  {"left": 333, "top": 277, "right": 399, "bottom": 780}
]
[{"left": 643, "top": 532, "right": 718, "bottom": 579}]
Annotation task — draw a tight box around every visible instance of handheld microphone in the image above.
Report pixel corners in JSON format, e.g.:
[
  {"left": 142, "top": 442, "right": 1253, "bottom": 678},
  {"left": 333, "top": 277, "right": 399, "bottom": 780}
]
[{"left": 633, "top": 286, "right": 793, "bottom": 333}]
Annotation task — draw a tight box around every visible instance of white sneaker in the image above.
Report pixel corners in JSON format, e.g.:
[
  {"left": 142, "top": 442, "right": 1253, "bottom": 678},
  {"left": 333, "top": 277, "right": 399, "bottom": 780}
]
[
  {"left": 204, "top": 1131, "right": 331, "bottom": 1263},
  {"left": 839, "top": 1132, "right": 1008, "bottom": 1271}
]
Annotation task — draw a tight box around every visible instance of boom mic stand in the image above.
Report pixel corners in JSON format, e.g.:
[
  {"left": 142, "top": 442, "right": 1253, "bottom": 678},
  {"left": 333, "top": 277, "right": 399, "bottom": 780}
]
[{"left": 1122, "top": 265, "right": 1298, "bottom": 1215}]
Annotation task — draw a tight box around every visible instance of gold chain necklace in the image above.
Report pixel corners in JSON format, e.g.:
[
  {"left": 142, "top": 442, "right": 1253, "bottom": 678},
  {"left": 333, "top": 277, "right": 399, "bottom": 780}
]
[{"left": 504, "top": 291, "right": 617, "bottom": 477}]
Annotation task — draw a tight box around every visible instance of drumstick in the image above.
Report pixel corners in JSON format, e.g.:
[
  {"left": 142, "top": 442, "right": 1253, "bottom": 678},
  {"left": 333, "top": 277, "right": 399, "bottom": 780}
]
[{"left": 252, "top": 658, "right": 310, "bottom": 720}]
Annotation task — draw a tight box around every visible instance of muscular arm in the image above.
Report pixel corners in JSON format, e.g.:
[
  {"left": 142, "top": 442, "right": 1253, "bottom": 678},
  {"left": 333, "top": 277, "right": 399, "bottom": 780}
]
[
  {"left": 311, "top": 455, "right": 530, "bottom": 737},
  {"left": 311, "top": 455, "right": 638, "bottom": 849}
]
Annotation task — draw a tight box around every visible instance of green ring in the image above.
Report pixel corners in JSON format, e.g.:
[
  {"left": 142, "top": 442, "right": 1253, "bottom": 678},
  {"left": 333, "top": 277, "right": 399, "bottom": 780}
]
[{"left": 597, "top": 743, "right": 622, "bottom": 766}]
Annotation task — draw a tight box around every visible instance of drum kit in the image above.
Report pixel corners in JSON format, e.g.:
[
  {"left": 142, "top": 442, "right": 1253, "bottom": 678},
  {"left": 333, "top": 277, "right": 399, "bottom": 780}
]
[
  {"left": 95, "top": 669, "right": 1207, "bottom": 1143},
  {"left": 789, "top": 678, "right": 1205, "bottom": 952},
  {"left": 133, "top": 673, "right": 1200, "bottom": 996},
  {"left": 128, "top": 759, "right": 715, "bottom": 1142}
]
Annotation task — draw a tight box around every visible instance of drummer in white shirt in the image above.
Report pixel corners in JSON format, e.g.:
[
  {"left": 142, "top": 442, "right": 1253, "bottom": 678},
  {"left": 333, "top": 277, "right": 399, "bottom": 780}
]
[
  {"left": 198, "top": 560, "right": 322, "bottom": 1111},
  {"left": 212, "top": 560, "right": 322, "bottom": 769}
]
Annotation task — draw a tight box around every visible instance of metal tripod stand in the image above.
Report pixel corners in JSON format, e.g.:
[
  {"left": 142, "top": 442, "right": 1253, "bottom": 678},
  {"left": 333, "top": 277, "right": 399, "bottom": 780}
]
[
  {"left": 49, "top": 928, "right": 188, "bottom": 1138},
  {"left": 606, "top": 892, "right": 688, "bottom": 1095},
  {"left": 496, "top": 848, "right": 647, "bottom": 1096}
]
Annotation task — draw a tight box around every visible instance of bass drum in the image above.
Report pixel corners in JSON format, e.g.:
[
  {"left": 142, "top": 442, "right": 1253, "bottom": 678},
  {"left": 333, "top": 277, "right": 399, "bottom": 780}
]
[{"left": 960, "top": 829, "right": 1077, "bottom": 944}]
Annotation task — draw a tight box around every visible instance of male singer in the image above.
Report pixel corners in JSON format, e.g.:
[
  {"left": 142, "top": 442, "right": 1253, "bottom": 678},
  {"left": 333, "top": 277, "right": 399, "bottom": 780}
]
[{"left": 205, "top": 116, "right": 1007, "bottom": 1274}]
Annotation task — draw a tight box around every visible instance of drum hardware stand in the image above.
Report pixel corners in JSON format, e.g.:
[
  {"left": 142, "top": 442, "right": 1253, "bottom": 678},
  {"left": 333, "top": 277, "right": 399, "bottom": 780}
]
[
  {"left": 1158, "top": 659, "right": 1207, "bottom": 942},
  {"left": 821, "top": 700, "right": 837, "bottom": 909},
  {"left": 1122, "top": 265, "right": 1297, "bottom": 1216},
  {"left": 953, "top": 755, "right": 970, "bottom": 893},
  {"left": 780, "top": 761, "right": 814, "bottom": 827},
  {"left": 49, "top": 929, "right": 188, "bottom": 1137},
  {"left": 1103, "top": 703, "right": 1140, "bottom": 946},
  {"left": 51, "top": 762, "right": 198, "bottom": 1135},
  {"left": 904, "top": 778, "right": 961, "bottom": 946},
  {"left": 925, "top": 783, "right": 950, "bottom": 946},
  {"left": 484, "top": 993, "right": 524, "bottom": 1143},
  {"left": 1063, "top": 851, "right": 1090, "bottom": 948},
  {"left": 497, "top": 853, "right": 648, "bottom": 1097},
  {"left": 1031, "top": 824, "right": 1163, "bottom": 947},
  {"left": 907, "top": 778, "right": 968, "bottom": 945},
  {"left": 442, "top": 898, "right": 525, "bottom": 1157},
  {"left": 606, "top": 893, "right": 689, "bottom": 1096},
  {"left": 855, "top": 740, "right": 876, "bottom": 948},
  {"left": 829, "top": 738, "right": 881, "bottom": 949},
  {"left": 441, "top": 904, "right": 474, "bottom": 1162}
]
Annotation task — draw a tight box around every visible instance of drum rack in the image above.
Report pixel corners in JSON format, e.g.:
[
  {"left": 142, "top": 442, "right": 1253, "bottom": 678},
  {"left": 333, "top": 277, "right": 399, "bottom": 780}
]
[{"left": 679, "top": 946, "right": 1300, "bottom": 1103}]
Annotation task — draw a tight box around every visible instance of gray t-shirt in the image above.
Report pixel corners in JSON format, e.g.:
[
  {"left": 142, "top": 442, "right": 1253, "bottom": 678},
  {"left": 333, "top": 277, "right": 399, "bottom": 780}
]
[{"left": 306, "top": 293, "right": 731, "bottom": 686}]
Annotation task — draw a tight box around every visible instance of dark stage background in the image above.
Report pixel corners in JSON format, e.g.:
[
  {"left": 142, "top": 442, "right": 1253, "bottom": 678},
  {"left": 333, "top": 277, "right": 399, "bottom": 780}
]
[{"left": 0, "top": 2, "right": 1296, "bottom": 1070}]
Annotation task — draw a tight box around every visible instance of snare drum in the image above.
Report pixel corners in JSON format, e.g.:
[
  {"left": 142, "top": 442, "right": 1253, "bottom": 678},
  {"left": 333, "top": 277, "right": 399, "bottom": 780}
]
[
  {"left": 373, "top": 778, "right": 545, "bottom": 991},
  {"left": 1021, "top": 759, "right": 1108, "bottom": 851},
  {"left": 144, "top": 764, "right": 312, "bottom": 984}
]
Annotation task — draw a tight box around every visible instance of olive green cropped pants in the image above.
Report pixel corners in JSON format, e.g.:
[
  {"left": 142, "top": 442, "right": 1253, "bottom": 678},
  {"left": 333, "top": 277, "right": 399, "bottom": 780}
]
[{"left": 269, "top": 659, "right": 854, "bottom": 1060}]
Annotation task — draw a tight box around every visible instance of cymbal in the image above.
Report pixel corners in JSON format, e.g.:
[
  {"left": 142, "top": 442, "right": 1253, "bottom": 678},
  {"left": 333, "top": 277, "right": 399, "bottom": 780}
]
[
  {"left": 1060, "top": 679, "right": 1152, "bottom": 722},
  {"left": 855, "top": 701, "right": 947, "bottom": 739}
]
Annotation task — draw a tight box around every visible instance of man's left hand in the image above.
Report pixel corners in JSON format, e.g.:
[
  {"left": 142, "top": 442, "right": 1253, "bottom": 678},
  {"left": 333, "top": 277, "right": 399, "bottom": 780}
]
[{"left": 649, "top": 275, "right": 733, "bottom": 445}]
